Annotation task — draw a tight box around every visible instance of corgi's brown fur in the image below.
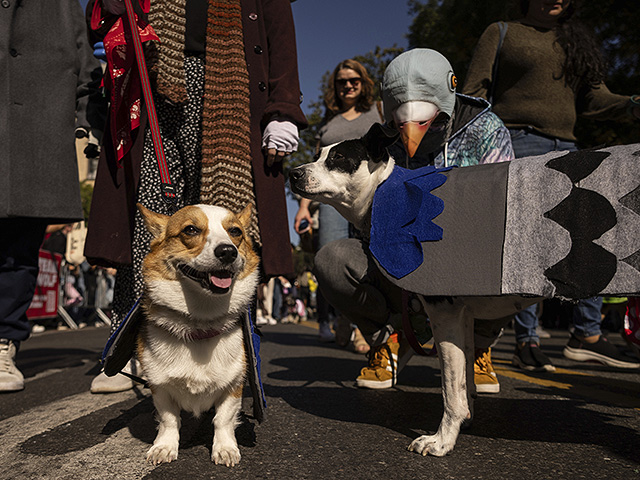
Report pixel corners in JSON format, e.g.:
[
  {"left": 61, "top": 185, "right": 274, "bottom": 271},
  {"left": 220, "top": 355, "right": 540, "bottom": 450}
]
[{"left": 137, "top": 203, "right": 259, "bottom": 466}]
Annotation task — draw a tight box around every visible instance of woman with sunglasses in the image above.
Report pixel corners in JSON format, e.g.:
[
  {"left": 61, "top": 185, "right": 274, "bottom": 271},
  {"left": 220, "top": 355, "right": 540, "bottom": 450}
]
[{"left": 294, "top": 59, "right": 381, "bottom": 349}]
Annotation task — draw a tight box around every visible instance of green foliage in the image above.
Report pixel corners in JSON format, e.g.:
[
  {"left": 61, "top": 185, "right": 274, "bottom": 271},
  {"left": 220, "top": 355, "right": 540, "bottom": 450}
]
[
  {"left": 406, "top": 0, "right": 640, "bottom": 148},
  {"left": 79, "top": 181, "right": 93, "bottom": 223},
  {"left": 407, "top": 0, "right": 518, "bottom": 86},
  {"left": 352, "top": 46, "right": 407, "bottom": 97}
]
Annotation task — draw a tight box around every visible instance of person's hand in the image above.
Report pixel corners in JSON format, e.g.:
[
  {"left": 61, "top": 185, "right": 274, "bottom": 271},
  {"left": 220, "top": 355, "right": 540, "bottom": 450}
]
[
  {"left": 262, "top": 119, "right": 298, "bottom": 167},
  {"left": 294, "top": 204, "right": 312, "bottom": 234},
  {"left": 103, "top": 0, "right": 125, "bottom": 15},
  {"left": 93, "top": 42, "right": 106, "bottom": 61}
]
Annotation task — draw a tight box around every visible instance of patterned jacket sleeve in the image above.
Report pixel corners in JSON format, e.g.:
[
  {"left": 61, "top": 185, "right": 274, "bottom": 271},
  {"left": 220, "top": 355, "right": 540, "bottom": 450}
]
[
  {"left": 477, "top": 114, "right": 514, "bottom": 164},
  {"left": 455, "top": 111, "right": 514, "bottom": 167}
]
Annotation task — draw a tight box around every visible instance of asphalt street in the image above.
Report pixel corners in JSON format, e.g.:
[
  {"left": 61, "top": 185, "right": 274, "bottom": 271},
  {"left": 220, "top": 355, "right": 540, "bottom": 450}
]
[{"left": 1, "top": 321, "right": 639, "bottom": 480}]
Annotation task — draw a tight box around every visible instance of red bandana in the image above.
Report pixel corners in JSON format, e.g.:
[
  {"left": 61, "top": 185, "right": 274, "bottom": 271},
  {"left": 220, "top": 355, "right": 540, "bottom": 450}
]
[{"left": 91, "top": 0, "right": 159, "bottom": 164}]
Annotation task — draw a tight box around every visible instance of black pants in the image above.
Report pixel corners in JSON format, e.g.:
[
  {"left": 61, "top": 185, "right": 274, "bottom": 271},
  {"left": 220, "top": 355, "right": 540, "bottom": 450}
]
[{"left": 0, "top": 218, "right": 48, "bottom": 345}]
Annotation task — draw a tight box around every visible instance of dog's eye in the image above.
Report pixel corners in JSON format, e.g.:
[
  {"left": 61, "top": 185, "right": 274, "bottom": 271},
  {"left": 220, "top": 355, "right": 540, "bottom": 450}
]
[
  {"left": 182, "top": 225, "right": 201, "bottom": 236},
  {"left": 228, "top": 227, "right": 243, "bottom": 237}
]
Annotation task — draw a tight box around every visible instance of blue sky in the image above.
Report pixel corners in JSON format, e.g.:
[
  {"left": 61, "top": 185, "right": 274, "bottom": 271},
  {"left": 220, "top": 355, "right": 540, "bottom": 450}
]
[
  {"left": 291, "top": 0, "right": 413, "bottom": 114},
  {"left": 287, "top": 0, "right": 413, "bottom": 243}
]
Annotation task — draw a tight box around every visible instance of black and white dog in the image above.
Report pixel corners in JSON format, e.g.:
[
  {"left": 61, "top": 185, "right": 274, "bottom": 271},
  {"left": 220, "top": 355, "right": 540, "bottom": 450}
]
[
  {"left": 289, "top": 123, "right": 640, "bottom": 456},
  {"left": 289, "top": 124, "right": 535, "bottom": 456}
]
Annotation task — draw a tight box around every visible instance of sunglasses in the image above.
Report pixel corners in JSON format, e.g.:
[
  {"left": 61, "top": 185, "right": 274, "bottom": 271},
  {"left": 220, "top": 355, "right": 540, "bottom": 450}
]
[{"left": 335, "top": 77, "right": 362, "bottom": 88}]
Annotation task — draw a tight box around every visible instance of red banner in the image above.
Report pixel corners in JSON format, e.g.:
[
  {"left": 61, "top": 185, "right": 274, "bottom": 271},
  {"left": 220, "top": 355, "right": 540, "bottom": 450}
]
[{"left": 26, "top": 250, "right": 62, "bottom": 320}]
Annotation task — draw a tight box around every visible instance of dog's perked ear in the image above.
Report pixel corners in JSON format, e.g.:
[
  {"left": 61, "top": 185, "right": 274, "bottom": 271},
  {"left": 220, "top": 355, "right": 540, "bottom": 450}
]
[
  {"left": 236, "top": 204, "right": 254, "bottom": 231},
  {"left": 137, "top": 203, "right": 170, "bottom": 239},
  {"left": 362, "top": 123, "right": 399, "bottom": 163}
]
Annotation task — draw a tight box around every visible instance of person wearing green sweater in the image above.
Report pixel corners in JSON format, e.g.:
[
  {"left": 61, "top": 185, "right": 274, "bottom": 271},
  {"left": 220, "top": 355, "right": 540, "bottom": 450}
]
[{"left": 463, "top": 0, "right": 640, "bottom": 376}]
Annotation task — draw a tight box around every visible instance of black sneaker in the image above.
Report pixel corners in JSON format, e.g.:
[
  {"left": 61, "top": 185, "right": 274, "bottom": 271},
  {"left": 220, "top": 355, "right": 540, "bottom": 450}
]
[
  {"left": 512, "top": 342, "right": 556, "bottom": 372},
  {"left": 563, "top": 333, "right": 640, "bottom": 369}
]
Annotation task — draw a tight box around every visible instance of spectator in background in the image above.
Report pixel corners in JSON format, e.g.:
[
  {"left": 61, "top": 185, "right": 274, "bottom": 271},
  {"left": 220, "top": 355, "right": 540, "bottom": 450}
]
[
  {"left": 294, "top": 59, "right": 382, "bottom": 349},
  {"left": 463, "top": 0, "right": 640, "bottom": 371},
  {"left": 0, "top": 0, "right": 102, "bottom": 392},
  {"left": 85, "top": 0, "right": 307, "bottom": 393}
]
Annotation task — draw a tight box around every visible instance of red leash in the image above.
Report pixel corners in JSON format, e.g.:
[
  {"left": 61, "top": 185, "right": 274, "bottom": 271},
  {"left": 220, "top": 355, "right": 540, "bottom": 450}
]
[{"left": 122, "top": 0, "right": 176, "bottom": 207}]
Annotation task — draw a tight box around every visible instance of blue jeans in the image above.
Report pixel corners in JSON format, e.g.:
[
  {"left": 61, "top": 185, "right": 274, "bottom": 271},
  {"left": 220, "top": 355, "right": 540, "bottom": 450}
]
[
  {"left": 509, "top": 129, "right": 602, "bottom": 342},
  {"left": 317, "top": 203, "right": 349, "bottom": 250},
  {"left": 316, "top": 203, "right": 350, "bottom": 325},
  {"left": 272, "top": 279, "right": 283, "bottom": 321},
  {"left": 0, "top": 218, "right": 48, "bottom": 346}
]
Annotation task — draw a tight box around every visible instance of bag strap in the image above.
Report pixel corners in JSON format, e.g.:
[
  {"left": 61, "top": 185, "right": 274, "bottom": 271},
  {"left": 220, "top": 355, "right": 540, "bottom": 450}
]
[
  {"left": 487, "top": 21, "right": 508, "bottom": 106},
  {"left": 122, "top": 0, "right": 177, "bottom": 208}
]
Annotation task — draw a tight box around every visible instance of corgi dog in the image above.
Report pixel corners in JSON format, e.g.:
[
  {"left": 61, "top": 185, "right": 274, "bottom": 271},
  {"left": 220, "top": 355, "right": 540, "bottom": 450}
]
[{"left": 136, "top": 203, "right": 259, "bottom": 466}]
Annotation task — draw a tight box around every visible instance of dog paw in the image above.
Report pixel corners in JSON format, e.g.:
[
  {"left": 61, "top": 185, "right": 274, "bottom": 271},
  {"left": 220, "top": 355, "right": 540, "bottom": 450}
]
[
  {"left": 146, "top": 444, "right": 178, "bottom": 465},
  {"left": 407, "top": 434, "right": 452, "bottom": 457},
  {"left": 212, "top": 443, "right": 241, "bottom": 467}
]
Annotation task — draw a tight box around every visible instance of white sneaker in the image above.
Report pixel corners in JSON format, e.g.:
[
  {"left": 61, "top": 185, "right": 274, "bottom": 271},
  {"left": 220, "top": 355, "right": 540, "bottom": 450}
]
[
  {"left": 90, "top": 358, "right": 141, "bottom": 393},
  {"left": 0, "top": 339, "right": 24, "bottom": 392}
]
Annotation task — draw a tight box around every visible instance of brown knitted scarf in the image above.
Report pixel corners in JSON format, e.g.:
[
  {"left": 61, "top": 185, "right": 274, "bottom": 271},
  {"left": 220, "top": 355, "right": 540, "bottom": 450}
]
[{"left": 149, "top": 0, "right": 260, "bottom": 247}]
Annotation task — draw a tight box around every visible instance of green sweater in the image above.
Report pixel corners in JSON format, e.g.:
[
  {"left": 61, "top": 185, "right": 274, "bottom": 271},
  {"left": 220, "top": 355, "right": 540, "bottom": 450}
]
[{"left": 462, "top": 21, "right": 633, "bottom": 142}]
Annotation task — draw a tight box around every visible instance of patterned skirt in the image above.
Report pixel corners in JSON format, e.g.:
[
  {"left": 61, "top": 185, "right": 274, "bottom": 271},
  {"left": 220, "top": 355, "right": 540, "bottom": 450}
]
[{"left": 109, "top": 56, "right": 204, "bottom": 332}]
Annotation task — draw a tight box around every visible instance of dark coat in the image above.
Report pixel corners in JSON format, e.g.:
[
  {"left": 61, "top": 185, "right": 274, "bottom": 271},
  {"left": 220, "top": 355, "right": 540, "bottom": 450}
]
[
  {"left": 0, "top": 0, "right": 102, "bottom": 222},
  {"left": 84, "top": 0, "right": 307, "bottom": 276}
]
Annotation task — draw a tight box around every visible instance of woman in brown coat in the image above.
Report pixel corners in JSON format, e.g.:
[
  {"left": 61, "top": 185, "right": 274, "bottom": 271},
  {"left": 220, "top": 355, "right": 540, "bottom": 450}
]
[{"left": 86, "top": 0, "right": 307, "bottom": 392}]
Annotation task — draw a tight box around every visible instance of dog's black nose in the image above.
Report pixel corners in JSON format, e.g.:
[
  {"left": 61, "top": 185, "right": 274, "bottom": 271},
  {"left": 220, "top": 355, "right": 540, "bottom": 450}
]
[
  {"left": 289, "top": 167, "right": 305, "bottom": 182},
  {"left": 214, "top": 244, "right": 238, "bottom": 263}
]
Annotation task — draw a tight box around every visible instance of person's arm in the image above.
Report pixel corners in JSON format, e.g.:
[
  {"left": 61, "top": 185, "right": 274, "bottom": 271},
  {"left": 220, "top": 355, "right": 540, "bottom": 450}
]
[
  {"left": 474, "top": 113, "right": 515, "bottom": 165},
  {"left": 294, "top": 198, "right": 313, "bottom": 234},
  {"left": 578, "top": 83, "right": 640, "bottom": 122},
  {"left": 261, "top": 0, "right": 308, "bottom": 129},
  {"left": 260, "top": 0, "right": 309, "bottom": 166},
  {"left": 462, "top": 23, "right": 502, "bottom": 101},
  {"left": 72, "top": 0, "right": 103, "bottom": 134}
]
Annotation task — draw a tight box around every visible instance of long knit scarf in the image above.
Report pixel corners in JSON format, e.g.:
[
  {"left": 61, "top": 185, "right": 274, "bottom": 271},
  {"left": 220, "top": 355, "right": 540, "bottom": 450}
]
[{"left": 149, "top": 0, "right": 260, "bottom": 247}]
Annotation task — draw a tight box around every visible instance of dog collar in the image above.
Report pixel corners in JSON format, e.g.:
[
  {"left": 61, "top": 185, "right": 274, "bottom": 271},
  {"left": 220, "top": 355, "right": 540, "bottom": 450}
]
[{"left": 184, "top": 318, "right": 240, "bottom": 342}]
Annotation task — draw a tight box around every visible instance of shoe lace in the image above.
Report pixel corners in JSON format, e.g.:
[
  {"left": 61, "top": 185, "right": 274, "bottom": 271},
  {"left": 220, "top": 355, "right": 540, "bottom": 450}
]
[
  {"left": 366, "top": 343, "right": 396, "bottom": 379},
  {"left": 0, "top": 344, "right": 13, "bottom": 373},
  {"left": 475, "top": 349, "right": 489, "bottom": 370},
  {"left": 367, "top": 345, "right": 388, "bottom": 369}
]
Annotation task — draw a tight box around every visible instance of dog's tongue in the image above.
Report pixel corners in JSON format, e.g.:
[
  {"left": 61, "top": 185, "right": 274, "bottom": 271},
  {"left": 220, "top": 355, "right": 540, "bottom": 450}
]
[{"left": 211, "top": 274, "right": 232, "bottom": 289}]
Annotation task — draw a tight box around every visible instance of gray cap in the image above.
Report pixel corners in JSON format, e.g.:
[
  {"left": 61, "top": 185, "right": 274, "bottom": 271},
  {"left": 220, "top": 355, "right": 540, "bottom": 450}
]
[{"left": 382, "top": 49, "right": 457, "bottom": 124}]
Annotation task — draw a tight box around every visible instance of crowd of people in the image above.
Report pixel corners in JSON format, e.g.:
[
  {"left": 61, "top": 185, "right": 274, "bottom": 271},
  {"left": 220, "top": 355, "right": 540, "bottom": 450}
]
[{"left": 1, "top": 0, "right": 639, "bottom": 406}]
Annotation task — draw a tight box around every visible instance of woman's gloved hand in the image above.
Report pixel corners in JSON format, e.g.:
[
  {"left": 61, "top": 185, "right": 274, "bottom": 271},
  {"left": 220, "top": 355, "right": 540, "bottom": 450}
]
[{"left": 262, "top": 119, "right": 299, "bottom": 166}]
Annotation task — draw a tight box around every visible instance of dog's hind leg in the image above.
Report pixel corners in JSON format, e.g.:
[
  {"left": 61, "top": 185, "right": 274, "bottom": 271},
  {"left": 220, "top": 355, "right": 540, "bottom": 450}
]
[
  {"left": 408, "top": 299, "right": 471, "bottom": 457},
  {"left": 211, "top": 387, "right": 243, "bottom": 467},
  {"left": 147, "top": 389, "right": 182, "bottom": 464}
]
